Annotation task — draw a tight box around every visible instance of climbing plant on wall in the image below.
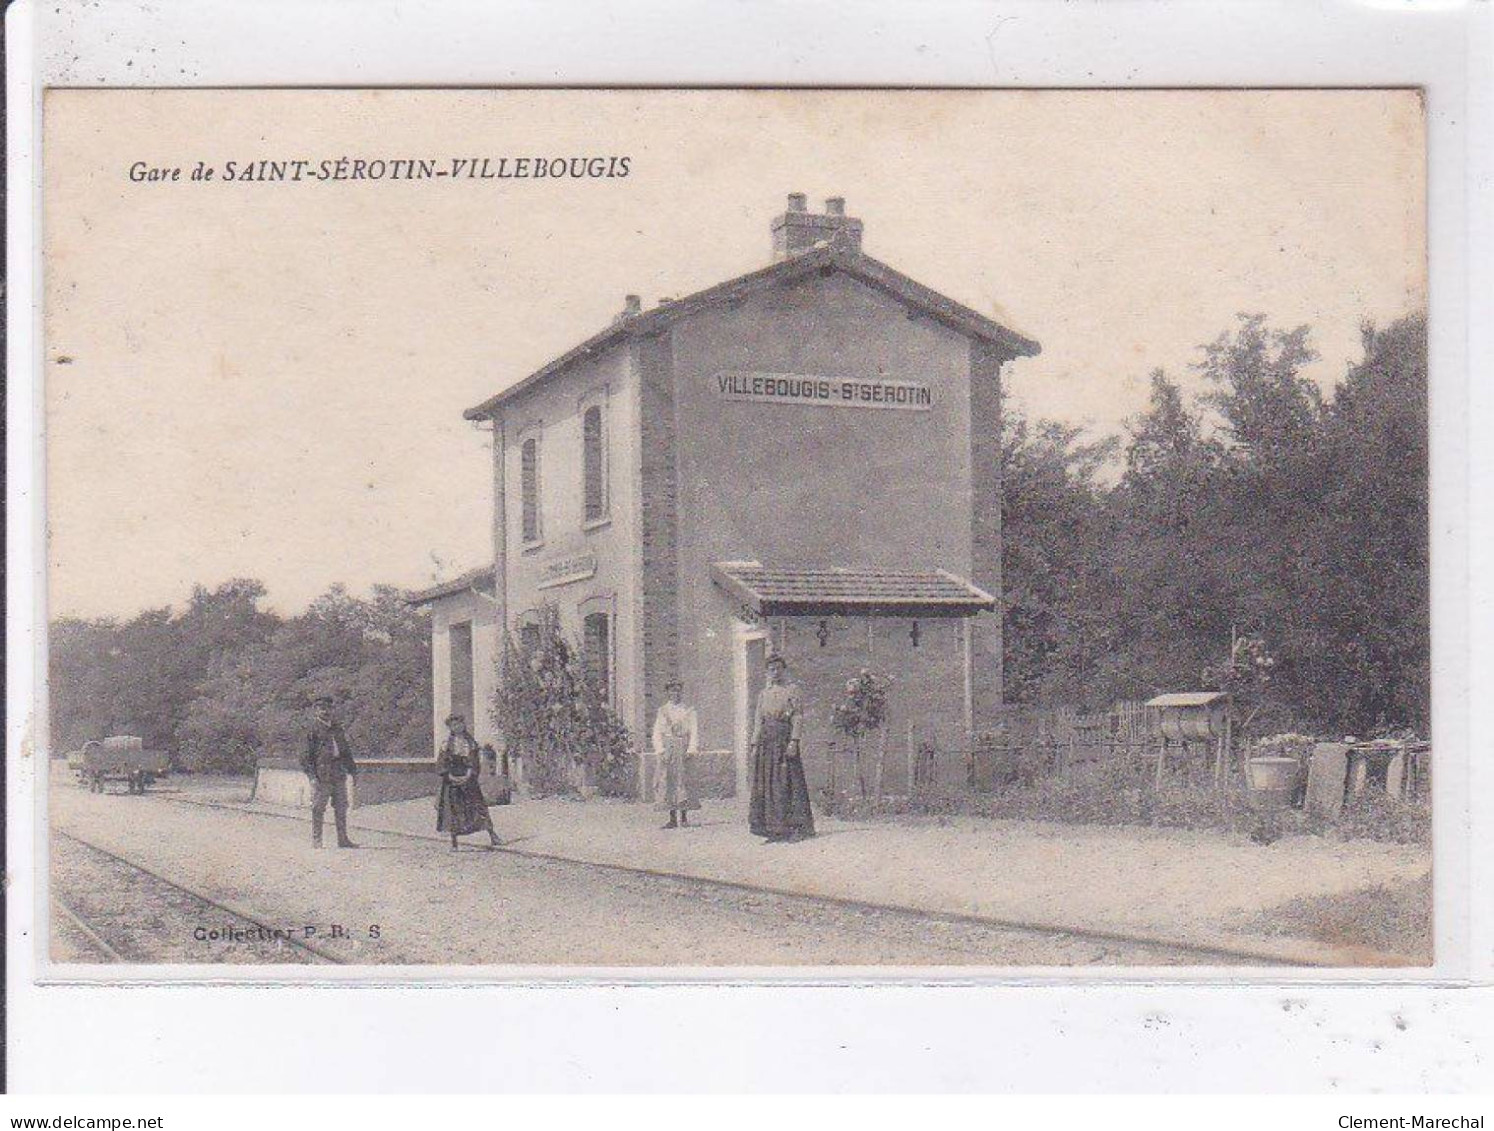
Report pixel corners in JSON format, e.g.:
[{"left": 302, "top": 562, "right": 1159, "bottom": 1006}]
[{"left": 491, "top": 605, "right": 636, "bottom": 798}]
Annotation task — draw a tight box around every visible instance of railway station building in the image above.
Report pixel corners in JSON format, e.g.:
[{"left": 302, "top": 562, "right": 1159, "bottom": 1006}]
[{"left": 410, "top": 194, "right": 1039, "bottom": 799}]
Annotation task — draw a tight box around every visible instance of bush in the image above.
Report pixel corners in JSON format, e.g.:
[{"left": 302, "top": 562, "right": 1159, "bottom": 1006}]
[
  {"left": 829, "top": 670, "right": 891, "bottom": 801},
  {"left": 971, "top": 731, "right": 1054, "bottom": 789},
  {"left": 820, "top": 748, "right": 1430, "bottom": 845},
  {"left": 491, "top": 607, "right": 636, "bottom": 798},
  {"left": 1322, "top": 791, "right": 1430, "bottom": 845}
]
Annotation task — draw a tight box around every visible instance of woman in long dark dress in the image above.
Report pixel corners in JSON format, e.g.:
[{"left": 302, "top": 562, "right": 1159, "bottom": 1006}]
[
  {"left": 748, "top": 652, "right": 816, "bottom": 842},
  {"left": 437, "top": 713, "right": 501, "bottom": 852}
]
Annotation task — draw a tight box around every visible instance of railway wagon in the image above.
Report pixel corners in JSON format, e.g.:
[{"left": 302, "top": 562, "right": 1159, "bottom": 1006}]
[{"left": 81, "top": 736, "right": 169, "bottom": 794}]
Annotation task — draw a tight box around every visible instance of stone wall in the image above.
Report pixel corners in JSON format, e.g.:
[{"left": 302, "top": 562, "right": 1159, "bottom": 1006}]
[{"left": 253, "top": 758, "right": 439, "bottom": 809}]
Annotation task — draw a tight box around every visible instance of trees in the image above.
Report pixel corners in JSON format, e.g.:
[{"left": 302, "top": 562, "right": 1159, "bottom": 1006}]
[
  {"left": 48, "top": 579, "right": 276, "bottom": 757},
  {"left": 49, "top": 617, "right": 125, "bottom": 752},
  {"left": 1000, "top": 413, "right": 1118, "bottom": 706},
  {"left": 50, "top": 580, "right": 433, "bottom": 774},
  {"left": 1000, "top": 311, "right": 1429, "bottom": 736},
  {"left": 1105, "top": 370, "right": 1232, "bottom": 703},
  {"left": 1297, "top": 315, "right": 1430, "bottom": 732},
  {"left": 173, "top": 583, "right": 434, "bottom": 772}
]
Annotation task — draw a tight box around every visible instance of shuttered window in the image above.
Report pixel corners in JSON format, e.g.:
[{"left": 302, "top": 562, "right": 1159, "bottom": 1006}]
[
  {"left": 583, "top": 612, "right": 610, "bottom": 703},
  {"left": 518, "top": 621, "right": 542, "bottom": 656},
  {"left": 582, "top": 405, "right": 606, "bottom": 523},
  {"left": 520, "top": 437, "right": 541, "bottom": 543}
]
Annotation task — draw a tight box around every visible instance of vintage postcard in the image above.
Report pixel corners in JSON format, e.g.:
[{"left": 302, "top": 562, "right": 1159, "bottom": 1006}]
[{"left": 41, "top": 88, "right": 1430, "bottom": 971}]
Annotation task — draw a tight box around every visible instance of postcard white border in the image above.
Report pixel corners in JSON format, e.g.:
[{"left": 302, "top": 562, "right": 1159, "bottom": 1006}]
[{"left": 7, "top": 0, "right": 1491, "bottom": 1093}]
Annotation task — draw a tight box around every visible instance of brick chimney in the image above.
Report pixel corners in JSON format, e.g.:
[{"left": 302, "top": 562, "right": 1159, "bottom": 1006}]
[
  {"left": 612, "top": 293, "right": 643, "bottom": 325},
  {"left": 771, "top": 193, "right": 863, "bottom": 262}
]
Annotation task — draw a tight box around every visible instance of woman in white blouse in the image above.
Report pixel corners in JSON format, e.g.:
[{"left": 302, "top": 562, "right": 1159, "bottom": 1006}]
[{"left": 653, "top": 679, "right": 700, "bottom": 829}]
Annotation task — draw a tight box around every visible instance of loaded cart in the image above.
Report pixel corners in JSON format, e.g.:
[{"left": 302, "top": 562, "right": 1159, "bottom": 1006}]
[{"left": 80, "top": 736, "right": 169, "bottom": 794}]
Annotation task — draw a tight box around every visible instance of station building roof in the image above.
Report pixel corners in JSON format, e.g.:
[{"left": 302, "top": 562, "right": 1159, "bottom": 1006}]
[
  {"left": 406, "top": 565, "right": 496, "bottom": 606},
  {"left": 464, "top": 242, "right": 1040, "bottom": 421}
]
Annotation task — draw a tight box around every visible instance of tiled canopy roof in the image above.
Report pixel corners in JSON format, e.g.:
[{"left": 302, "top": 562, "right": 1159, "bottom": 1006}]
[
  {"left": 712, "top": 562, "right": 995, "bottom": 618},
  {"left": 406, "top": 565, "right": 496, "bottom": 606}
]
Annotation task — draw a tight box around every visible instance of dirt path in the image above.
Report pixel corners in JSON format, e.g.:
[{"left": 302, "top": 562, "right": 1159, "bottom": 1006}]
[{"left": 49, "top": 781, "right": 1233, "bottom": 967}]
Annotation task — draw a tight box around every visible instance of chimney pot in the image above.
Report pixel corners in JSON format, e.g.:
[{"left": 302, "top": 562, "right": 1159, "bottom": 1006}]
[
  {"left": 623, "top": 294, "right": 642, "bottom": 315},
  {"left": 771, "top": 192, "right": 863, "bottom": 262}
]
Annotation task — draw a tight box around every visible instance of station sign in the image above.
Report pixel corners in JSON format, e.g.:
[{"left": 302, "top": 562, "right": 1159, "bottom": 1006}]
[
  {"left": 715, "top": 371, "right": 932, "bottom": 411},
  {"left": 537, "top": 551, "right": 598, "bottom": 590}
]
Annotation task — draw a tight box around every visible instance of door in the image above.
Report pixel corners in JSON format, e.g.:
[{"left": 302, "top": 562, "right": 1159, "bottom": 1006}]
[
  {"left": 733, "top": 626, "right": 769, "bottom": 804},
  {"left": 449, "top": 621, "right": 475, "bottom": 730}
]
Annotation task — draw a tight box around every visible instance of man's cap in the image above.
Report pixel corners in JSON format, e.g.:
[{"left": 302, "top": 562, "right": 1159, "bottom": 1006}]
[
  {"left": 765, "top": 650, "right": 787, "bottom": 668},
  {"left": 314, "top": 695, "right": 335, "bottom": 707},
  {"left": 445, "top": 712, "right": 467, "bottom": 725}
]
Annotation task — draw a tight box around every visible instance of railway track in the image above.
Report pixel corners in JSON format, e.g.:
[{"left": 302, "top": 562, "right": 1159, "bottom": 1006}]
[{"left": 50, "top": 829, "right": 344, "bottom": 965}]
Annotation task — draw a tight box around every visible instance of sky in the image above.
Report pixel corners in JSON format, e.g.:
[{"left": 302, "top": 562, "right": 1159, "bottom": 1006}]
[{"left": 44, "top": 89, "right": 1426, "bottom": 620}]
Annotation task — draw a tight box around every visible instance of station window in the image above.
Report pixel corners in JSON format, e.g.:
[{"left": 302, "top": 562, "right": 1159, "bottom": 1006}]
[
  {"left": 520, "top": 436, "right": 542, "bottom": 544},
  {"left": 518, "top": 620, "right": 542, "bottom": 656},
  {"left": 583, "top": 611, "right": 611, "bottom": 704},
  {"left": 582, "top": 404, "right": 607, "bottom": 524}
]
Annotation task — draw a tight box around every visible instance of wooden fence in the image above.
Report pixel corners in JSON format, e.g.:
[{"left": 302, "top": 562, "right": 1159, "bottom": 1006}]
[
  {"left": 820, "top": 699, "right": 1243, "bottom": 799},
  {"left": 813, "top": 701, "right": 1157, "bottom": 798}
]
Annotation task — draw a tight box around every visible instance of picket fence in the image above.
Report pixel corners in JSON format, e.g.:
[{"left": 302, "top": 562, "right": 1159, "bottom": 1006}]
[{"left": 839, "top": 699, "right": 1201, "bottom": 796}]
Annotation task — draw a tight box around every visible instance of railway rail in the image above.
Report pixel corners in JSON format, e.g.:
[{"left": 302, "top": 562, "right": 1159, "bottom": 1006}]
[{"left": 50, "top": 829, "right": 344, "bottom": 965}]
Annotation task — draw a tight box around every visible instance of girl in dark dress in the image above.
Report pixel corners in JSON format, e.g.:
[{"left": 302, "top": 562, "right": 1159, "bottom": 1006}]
[
  {"left": 437, "top": 714, "right": 501, "bottom": 852},
  {"left": 748, "top": 652, "right": 816, "bottom": 842}
]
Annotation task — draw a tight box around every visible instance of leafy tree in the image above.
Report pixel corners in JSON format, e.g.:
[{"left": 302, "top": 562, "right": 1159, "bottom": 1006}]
[
  {"left": 1295, "top": 315, "right": 1429, "bottom": 731},
  {"left": 1104, "top": 370, "right": 1231, "bottom": 702},
  {"left": 1199, "top": 313, "right": 1322, "bottom": 470},
  {"left": 50, "top": 578, "right": 433, "bottom": 774},
  {"left": 174, "top": 582, "right": 433, "bottom": 772},
  {"left": 1000, "top": 311, "right": 1428, "bottom": 738},
  {"left": 48, "top": 617, "right": 123, "bottom": 753},
  {"left": 1000, "top": 412, "right": 1118, "bottom": 706}
]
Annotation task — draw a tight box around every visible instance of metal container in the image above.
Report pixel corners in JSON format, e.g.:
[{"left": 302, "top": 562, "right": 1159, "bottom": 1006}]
[
  {"left": 1146, "top": 692, "right": 1230, "bottom": 742},
  {"left": 1246, "top": 755, "right": 1300, "bottom": 793}
]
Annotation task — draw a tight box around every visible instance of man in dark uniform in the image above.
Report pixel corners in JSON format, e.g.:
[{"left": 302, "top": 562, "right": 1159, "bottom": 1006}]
[{"left": 301, "top": 695, "right": 358, "bottom": 848}]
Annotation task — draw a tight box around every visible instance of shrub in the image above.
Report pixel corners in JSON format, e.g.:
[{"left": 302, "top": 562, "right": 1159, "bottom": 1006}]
[
  {"left": 819, "top": 748, "right": 1430, "bottom": 846},
  {"left": 971, "top": 731, "right": 1054, "bottom": 789},
  {"left": 491, "top": 607, "right": 636, "bottom": 798},
  {"left": 1323, "top": 791, "right": 1430, "bottom": 845},
  {"left": 829, "top": 670, "right": 891, "bottom": 801}
]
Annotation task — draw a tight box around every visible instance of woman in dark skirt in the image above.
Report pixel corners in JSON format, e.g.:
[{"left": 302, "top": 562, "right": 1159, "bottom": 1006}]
[
  {"left": 437, "top": 713, "right": 501, "bottom": 852},
  {"left": 748, "top": 652, "right": 816, "bottom": 842}
]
